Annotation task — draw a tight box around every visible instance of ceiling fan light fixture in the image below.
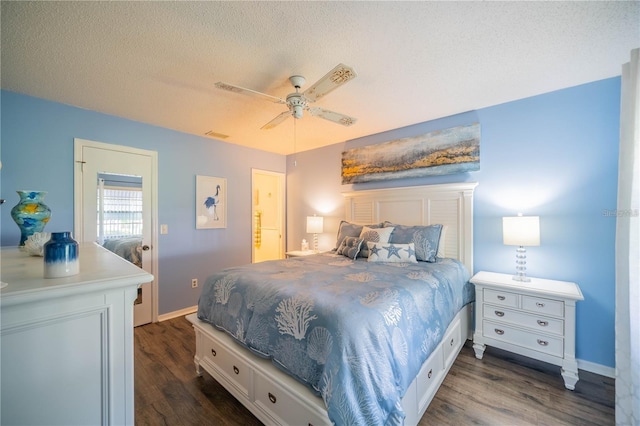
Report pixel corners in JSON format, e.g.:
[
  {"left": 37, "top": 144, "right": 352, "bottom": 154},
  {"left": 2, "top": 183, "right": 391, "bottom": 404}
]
[{"left": 286, "top": 93, "right": 307, "bottom": 119}]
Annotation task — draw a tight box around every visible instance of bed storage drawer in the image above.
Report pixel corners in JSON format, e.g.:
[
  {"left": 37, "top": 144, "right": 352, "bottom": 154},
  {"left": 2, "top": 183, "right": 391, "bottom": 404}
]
[
  {"left": 442, "top": 316, "right": 462, "bottom": 366},
  {"left": 202, "top": 337, "right": 251, "bottom": 398},
  {"left": 416, "top": 345, "right": 444, "bottom": 411},
  {"left": 254, "top": 371, "right": 328, "bottom": 426}
]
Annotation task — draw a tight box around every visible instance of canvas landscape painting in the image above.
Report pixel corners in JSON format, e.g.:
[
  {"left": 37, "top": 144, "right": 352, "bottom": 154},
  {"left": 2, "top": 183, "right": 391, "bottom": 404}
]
[{"left": 341, "top": 123, "right": 480, "bottom": 184}]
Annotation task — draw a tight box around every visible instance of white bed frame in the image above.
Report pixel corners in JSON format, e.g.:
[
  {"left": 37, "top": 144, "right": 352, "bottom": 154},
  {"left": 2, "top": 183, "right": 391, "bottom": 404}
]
[{"left": 187, "top": 182, "right": 478, "bottom": 426}]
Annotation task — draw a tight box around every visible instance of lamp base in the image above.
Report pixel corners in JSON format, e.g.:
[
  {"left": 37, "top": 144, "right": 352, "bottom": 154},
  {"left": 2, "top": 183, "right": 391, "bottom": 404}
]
[
  {"left": 512, "top": 245, "right": 530, "bottom": 282},
  {"left": 512, "top": 274, "right": 531, "bottom": 282}
]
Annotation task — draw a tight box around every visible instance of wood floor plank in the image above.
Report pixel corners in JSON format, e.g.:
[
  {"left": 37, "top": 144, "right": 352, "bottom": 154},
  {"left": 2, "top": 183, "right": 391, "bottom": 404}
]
[{"left": 135, "top": 317, "right": 614, "bottom": 425}]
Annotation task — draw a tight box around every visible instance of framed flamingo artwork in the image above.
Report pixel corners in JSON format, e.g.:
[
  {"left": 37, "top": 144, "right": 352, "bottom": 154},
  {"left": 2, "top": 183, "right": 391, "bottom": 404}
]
[{"left": 196, "top": 175, "right": 227, "bottom": 229}]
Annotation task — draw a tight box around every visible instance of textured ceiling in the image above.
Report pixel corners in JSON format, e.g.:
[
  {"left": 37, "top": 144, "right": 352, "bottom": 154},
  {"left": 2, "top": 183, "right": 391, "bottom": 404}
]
[{"left": 2, "top": 1, "right": 638, "bottom": 155}]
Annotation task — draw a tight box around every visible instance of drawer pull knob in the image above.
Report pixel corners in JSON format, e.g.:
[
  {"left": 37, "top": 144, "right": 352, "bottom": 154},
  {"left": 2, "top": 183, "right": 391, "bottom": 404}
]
[
  {"left": 268, "top": 392, "right": 277, "bottom": 404},
  {"left": 497, "top": 295, "right": 506, "bottom": 301},
  {"left": 428, "top": 369, "right": 433, "bottom": 379},
  {"left": 494, "top": 310, "right": 505, "bottom": 317},
  {"left": 536, "top": 302, "right": 545, "bottom": 308},
  {"left": 537, "top": 320, "right": 548, "bottom": 326},
  {"left": 537, "top": 339, "right": 549, "bottom": 346},
  {"left": 233, "top": 366, "right": 239, "bottom": 375},
  {"left": 211, "top": 349, "right": 216, "bottom": 357},
  {"left": 494, "top": 328, "right": 505, "bottom": 335}
]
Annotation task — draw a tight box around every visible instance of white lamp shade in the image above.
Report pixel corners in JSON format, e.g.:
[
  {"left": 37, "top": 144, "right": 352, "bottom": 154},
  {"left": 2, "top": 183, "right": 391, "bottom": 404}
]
[
  {"left": 306, "top": 216, "right": 324, "bottom": 234},
  {"left": 503, "top": 216, "right": 540, "bottom": 246}
]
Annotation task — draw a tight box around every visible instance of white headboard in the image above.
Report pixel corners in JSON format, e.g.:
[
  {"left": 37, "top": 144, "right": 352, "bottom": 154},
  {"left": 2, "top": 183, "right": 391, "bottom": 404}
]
[{"left": 342, "top": 182, "right": 478, "bottom": 274}]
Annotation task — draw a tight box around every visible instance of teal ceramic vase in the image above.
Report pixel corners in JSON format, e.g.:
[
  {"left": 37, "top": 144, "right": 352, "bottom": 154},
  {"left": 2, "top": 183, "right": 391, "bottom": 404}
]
[{"left": 10, "top": 190, "right": 52, "bottom": 246}]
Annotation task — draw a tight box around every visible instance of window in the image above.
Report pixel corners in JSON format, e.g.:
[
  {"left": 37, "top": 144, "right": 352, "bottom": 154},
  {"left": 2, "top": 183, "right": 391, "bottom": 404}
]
[{"left": 97, "top": 177, "right": 143, "bottom": 243}]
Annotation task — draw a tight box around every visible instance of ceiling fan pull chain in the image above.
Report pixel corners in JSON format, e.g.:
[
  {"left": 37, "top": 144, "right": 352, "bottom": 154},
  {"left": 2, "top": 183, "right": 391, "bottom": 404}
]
[{"left": 293, "top": 118, "right": 297, "bottom": 167}]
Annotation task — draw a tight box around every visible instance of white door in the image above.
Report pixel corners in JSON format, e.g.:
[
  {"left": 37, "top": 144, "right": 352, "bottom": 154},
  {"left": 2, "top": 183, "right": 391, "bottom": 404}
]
[
  {"left": 74, "top": 139, "right": 158, "bottom": 326},
  {"left": 252, "top": 169, "right": 285, "bottom": 263}
]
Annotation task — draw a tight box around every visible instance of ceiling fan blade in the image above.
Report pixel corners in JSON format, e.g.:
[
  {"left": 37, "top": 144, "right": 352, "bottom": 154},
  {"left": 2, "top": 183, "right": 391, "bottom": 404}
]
[
  {"left": 303, "top": 64, "right": 357, "bottom": 102},
  {"left": 215, "top": 82, "right": 285, "bottom": 104},
  {"left": 308, "top": 107, "right": 357, "bottom": 127},
  {"left": 261, "top": 111, "right": 291, "bottom": 130}
]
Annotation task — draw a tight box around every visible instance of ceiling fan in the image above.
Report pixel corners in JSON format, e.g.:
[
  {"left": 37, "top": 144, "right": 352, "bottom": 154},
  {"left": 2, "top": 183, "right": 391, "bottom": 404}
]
[{"left": 215, "top": 63, "right": 357, "bottom": 130}]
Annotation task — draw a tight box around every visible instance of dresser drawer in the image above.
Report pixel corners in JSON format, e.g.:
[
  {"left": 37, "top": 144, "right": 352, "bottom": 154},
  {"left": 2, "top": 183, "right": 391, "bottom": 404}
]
[
  {"left": 483, "top": 304, "right": 564, "bottom": 335},
  {"left": 483, "top": 320, "right": 563, "bottom": 357},
  {"left": 254, "top": 371, "right": 328, "bottom": 426},
  {"left": 483, "top": 289, "right": 518, "bottom": 308},
  {"left": 203, "top": 338, "right": 251, "bottom": 398},
  {"left": 522, "top": 296, "right": 564, "bottom": 317}
]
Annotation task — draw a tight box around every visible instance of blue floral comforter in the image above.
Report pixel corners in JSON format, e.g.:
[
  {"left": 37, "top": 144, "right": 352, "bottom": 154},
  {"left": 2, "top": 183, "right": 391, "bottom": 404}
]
[{"left": 197, "top": 252, "right": 473, "bottom": 425}]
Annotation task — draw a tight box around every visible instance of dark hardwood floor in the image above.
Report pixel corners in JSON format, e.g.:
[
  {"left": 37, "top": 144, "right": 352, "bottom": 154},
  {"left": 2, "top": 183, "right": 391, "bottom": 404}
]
[{"left": 135, "top": 316, "right": 614, "bottom": 425}]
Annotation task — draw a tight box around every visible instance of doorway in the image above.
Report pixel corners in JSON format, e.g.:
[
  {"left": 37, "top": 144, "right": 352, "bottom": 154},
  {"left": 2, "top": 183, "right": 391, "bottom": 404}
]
[
  {"left": 251, "top": 169, "right": 285, "bottom": 263},
  {"left": 73, "top": 138, "right": 158, "bottom": 326}
]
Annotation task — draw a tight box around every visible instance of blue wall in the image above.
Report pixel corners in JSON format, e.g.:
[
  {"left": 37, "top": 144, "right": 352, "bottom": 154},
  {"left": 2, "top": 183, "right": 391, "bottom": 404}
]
[
  {"left": 2, "top": 77, "right": 620, "bottom": 369},
  {"left": 0, "top": 90, "right": 286, "bottom": 314},
  {"left": 287, "top": 78, "right": 620, "bottom": 369}
]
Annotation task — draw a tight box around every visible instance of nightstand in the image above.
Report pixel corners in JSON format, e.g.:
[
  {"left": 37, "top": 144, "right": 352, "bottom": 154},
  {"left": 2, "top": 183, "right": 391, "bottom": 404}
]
[
  {"left": 470, "top": 271, "right": 584, "bottom": 390},
  {"left": 285, "top": 250, "right": 316, "bottom": 258}
]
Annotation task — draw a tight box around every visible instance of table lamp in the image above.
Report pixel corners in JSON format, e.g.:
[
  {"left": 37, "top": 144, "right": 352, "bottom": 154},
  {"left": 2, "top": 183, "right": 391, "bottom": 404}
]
[
  {"left": 503, "top": 215, "right": 540, "bottom": 282},
  {"left": 306, "top": 215, "right": 324, "bottom": 253}
]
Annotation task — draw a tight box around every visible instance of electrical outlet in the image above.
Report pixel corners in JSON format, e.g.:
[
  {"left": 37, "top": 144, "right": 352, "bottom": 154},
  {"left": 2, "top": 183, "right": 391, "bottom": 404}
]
[{"left": 191, "top": 278, "right": 198, "bottom": 288}]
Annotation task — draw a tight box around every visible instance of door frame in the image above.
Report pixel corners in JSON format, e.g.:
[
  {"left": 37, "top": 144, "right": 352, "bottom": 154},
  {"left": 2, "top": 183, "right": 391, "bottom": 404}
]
[
  {"left": 73, "top": 138, "right": 159, "bottom": 323},
  {"left": 251, "top": 169, "right": 286, "bottom": 263}
]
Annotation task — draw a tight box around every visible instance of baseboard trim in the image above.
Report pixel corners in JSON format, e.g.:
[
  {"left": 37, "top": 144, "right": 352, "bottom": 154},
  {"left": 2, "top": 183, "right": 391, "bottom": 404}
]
[
  {"left": 578, "top": 358, "right": 615, "bottom": 378},
  {"left": 158, "top": 305, "right": 198, "bottom": 322}
]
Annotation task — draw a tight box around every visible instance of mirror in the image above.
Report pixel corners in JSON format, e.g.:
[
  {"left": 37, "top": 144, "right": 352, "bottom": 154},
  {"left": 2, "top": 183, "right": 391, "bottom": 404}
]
[{"left": 97, "top": 173, "right": 144, "bottom": 303}]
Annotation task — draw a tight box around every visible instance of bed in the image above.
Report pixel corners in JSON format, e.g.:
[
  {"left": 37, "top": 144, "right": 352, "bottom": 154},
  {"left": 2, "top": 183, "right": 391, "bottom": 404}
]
[
  {"left": 102, "top": 237, "right": 142, "bottom": 268},
  {"left": 186, "top": 182, "right": 477, "bottom": 425}
]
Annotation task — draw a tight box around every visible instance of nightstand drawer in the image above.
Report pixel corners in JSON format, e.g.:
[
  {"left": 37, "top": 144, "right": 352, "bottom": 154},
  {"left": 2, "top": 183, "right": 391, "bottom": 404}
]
[
  {"left": 483, "top": 289, "right": 518, "bottom": 308},
  {"left": 522, "top": 296, "right": 564, "bottom": 317},
  {"left": 483, "top": 320, "right": 563, "bottom": 357},
  {"left": 484, "top": 304, "right": 564, "bottom": 335}
]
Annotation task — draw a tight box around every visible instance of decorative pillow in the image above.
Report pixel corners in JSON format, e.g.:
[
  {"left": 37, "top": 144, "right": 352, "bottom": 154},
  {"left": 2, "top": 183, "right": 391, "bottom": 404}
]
[
  {"left": 334, "top": 220, "right": 382, "bottom": 250},
  {"left": 358, "top": 226, "right": 394, "bottom": 258},
  {"left": 336, "top": 236, "right": 364, "bottom": 260},
  {"left": 383, "top": 222, "right": 443, "bottom": 262},
  {"left": 367, "top": 242, "right": 418, "bottom": 263},
  {"left": 437, "top": 225, "right": 447, "bottom": 258}
]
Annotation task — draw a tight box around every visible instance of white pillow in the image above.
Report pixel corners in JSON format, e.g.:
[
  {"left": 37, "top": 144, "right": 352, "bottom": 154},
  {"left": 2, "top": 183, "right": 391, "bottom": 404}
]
[
  {"left": 367, "top": 242, "right": 418, "bottom": 263},
  {"left": 359, "top": 226, "right": 394, "bottom": 258}
]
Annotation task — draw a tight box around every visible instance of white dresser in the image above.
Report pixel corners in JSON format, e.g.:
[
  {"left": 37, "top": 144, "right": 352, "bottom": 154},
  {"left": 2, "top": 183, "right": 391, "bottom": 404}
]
[
  {"left": 471, "top": 271, "right": 584, "bottom": 390},
  {"left": 1, "top": 242, "right": 153, "bottom": 425}
]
